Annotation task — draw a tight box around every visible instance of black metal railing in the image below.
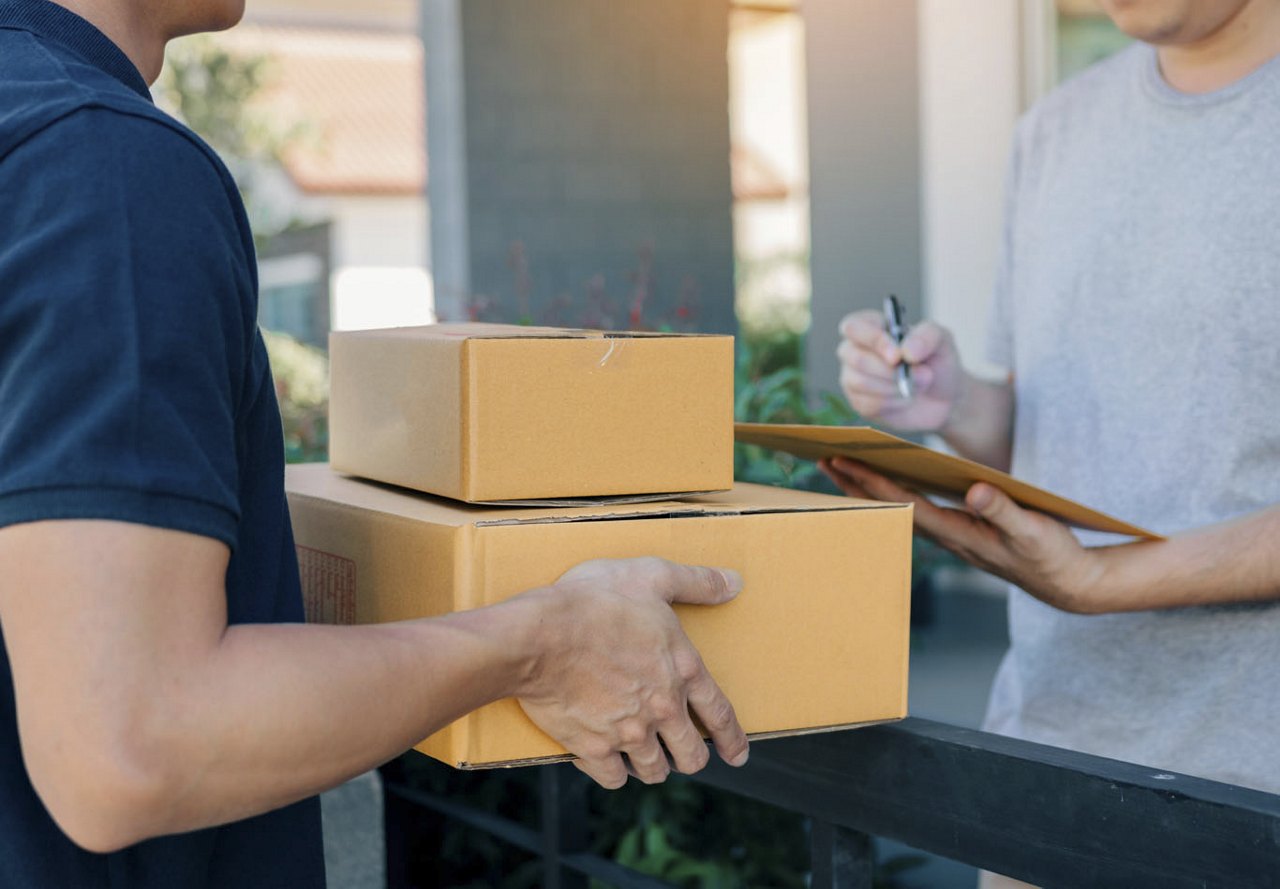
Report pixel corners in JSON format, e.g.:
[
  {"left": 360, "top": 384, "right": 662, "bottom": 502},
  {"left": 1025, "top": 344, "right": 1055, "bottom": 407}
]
[{"left": 382, "top": 717, "right": 1280, "bottom": 888}]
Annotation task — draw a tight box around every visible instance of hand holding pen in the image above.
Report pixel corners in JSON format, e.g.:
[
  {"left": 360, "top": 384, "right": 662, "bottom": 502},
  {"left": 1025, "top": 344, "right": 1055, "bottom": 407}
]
[{"left": 836, "top": 299, "right": 966, "bottom": 433}]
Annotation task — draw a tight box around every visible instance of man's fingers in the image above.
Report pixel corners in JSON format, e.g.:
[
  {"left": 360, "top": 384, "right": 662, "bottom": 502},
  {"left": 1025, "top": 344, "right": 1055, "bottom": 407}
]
[
  {"left": 657, "top": 713, "right": 711, "bottom": 775},
  {"left": 839, "top": 361, "right": 898, "bottom": 397},
  {"left": 829, "top": 459, "right": 981, "bottom": 543},
  {"left": 621, "top": 737, "right": 672, "bottom": 785},
  {"left": 840, "top": 370, "right": 898, "bottom": 418},
  {"left": 819, "top": 459, "right": 874, "bottom": 501},
  {"left": 659, "top": 561, "right": 742, "bottom": 606},
  {"left": 843, "top": 315, "right": 952, "bottom": 368},
  {"left": 965, "top": 483, "right": 1028, "bottom": 539},
  {"left": 837, "top": 340, "right": 897, "bottom": 382},
  {"left": 900, "top": 321, "right": 948, "bottom": 365},
  {"left": 685, "top": 667, "right": 748, "bottom": 767},
  {"left": 573, "top": 753, "right": 629, "bottom": 790},
  {"left": 840, "top": 380, "right": 885, "bottom": 420},
  {"left": 840, "top": 310, "right": 895, "bottom": 355},
  {"left": 910, "top": 363, "right": 936, "bottom": 392},
  {"left": 829, "top": 458, "right": 919, "bottom": 504},
  {"left": 833, "top": 459, "right": 941, "bottom": 518},
  {"left": 840, "top": 362, "right": 937, "bottom": 405}
]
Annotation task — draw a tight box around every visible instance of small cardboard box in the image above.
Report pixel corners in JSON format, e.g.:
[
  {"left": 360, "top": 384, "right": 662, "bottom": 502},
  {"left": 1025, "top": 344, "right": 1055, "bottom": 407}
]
[
  {"left": 328, "top": 324, "right": 735, "bottom": 503},
  {"left": 285, "top": 463, "right": 913, "bottom": 768}
]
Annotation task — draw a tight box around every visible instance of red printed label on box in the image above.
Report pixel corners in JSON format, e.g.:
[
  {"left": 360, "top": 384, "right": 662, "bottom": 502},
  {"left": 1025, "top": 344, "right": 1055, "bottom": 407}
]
[{"left": 296, "top": 545, "right": 356, "bottom": 625}]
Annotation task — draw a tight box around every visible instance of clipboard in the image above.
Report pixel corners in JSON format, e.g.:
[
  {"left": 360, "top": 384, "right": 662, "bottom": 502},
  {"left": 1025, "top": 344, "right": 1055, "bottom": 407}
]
[{"left": 735, "top": 423, "right": 1162, "bottom": 540}]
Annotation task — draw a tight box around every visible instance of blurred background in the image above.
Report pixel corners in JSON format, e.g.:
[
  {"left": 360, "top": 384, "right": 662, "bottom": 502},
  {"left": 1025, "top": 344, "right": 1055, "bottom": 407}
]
[
  {"left": 157, "top": 2, "right": 1130, "bottom": 886},
  {"left": 157, "top": 0, "right": 1128, "bottom": 466}
]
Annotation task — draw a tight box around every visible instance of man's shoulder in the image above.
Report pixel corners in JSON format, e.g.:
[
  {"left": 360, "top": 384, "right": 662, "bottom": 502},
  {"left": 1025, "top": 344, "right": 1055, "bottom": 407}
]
[
  {"left": 0, "top": 55, "right": 256, "bottom": 337},
  {"left": 11, "top": 103, "right": 235, "bottom": 198},
  {"left": 0, "top": 28, "right": 230, "bottom": 195},
  {"left": 1013, "top": 43, "right": 1146, "bottom": 155}
]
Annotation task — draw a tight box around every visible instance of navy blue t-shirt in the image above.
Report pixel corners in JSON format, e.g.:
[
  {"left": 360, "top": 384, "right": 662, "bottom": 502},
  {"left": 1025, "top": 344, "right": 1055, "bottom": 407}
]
[{"left": 0, "top": 1, "right": 325, "bottom": 885}]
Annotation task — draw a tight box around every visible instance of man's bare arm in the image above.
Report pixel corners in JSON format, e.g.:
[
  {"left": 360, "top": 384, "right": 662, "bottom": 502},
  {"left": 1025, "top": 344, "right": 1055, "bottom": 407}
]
[
  {"left": 0, "top": 520, "right": 748, "bottom": 853},
  {"left": 935, "top": 372, "right": 1015, "bottom": 472},
  {"left": 1083, "top": 505, "right": 1280, "bottom": 612},
  {"left": 821, "top": 459, "right": 1280, "bottom": 613}
]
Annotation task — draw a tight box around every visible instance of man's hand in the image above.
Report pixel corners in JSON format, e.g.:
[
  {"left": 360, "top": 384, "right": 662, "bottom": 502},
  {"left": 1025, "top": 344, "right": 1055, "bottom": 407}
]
[
  {"left": 822, "top": 458, "right": 1280, "bottom": 612},
  {"left": 838, "top": 310, "right": 966, "bottom": 432},
  {"left": 820, "top": 458, "right": 1107, "bottom": 613},
  {"left": 837, "top": 312, "right": 1016, "bottom": 470},
  {"left": 511, "top": 558, "right": 750, "bottom": 789}
]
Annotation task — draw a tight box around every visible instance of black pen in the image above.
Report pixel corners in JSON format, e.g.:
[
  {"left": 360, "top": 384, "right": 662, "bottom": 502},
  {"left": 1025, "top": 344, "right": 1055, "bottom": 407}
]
[{"left": 883, "top": 294, "right": 914, "bottom": 399}]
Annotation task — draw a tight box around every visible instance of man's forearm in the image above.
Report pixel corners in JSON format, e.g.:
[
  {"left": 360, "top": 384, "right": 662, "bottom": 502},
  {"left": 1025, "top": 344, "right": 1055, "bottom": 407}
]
[
  {"left": 1089, "top": 505, "right": 1280, "bottom": 612},
  {"left": 938, "top": 373, "right": 1015, "bottom": 471},
  {"left": 159, "top": 603, "right": 542, "bottom": 837},
  {"left": 47, "top": 594, "right": 549, "bottom": 851}
]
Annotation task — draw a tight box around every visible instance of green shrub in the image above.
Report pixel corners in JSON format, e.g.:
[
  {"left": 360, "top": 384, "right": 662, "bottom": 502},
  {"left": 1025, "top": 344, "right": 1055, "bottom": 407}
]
[
  {"left": 733, "top": 324, "right": 859, "bottom": 491},
  {"left": 262, "top": 329, "right": 328, "bottom": 464}
]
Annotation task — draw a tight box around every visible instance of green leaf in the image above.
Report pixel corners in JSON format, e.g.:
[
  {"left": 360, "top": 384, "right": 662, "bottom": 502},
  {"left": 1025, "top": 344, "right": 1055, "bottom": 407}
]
[
  {"left": 614, "top": 826, "right": 643, "bottom": 867},
  {"left": 643, "top": 822, "right": 679, "bottom": 870},
  {"left": 756, "top": 387, "right": 797, "bottom": 423}
]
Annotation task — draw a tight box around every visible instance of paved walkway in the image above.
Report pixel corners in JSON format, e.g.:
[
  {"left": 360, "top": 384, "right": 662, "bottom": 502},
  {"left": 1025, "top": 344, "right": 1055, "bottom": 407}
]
[{"left": 909, "top": 569, "right": 1010, "bottom": 729}]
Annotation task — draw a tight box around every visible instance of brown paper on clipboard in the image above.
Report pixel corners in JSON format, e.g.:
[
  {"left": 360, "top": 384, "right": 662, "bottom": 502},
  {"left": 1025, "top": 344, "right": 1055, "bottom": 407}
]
[{"left": 735, "top": 423, "right": 1162, "bottom": 540}]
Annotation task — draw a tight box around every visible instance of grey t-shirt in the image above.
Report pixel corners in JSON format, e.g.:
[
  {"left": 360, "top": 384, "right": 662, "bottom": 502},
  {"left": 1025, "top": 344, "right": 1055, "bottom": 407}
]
[{"left": 984, "top": 42, "right": 1280, "bottom": 793}]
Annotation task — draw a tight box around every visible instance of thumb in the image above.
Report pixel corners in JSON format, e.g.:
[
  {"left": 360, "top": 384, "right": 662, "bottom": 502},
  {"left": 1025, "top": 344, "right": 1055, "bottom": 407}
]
[
  {"left": 966, "top": 483, "right": 1028, "bottom": 537},
  {"left": 901, "top": 321, "right": 949, "bottom": 366},
  {"left": 662, "top": 562, "right": 743, "bottom": 606}
]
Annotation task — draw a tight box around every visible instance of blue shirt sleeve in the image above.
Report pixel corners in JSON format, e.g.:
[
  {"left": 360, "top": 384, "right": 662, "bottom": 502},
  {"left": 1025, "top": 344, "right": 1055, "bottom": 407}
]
[{"left": 0, "top": 106, "right": 256, "bottom": 549}]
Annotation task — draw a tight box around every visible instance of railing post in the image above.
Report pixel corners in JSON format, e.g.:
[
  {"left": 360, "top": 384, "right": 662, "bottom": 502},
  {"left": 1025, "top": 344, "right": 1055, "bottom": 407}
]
[
  {"left": 810, "top": 819, "right": 874, "bottom": 889},
  {"left": 541, "top": 764, "right": 590, "bottom": 889},
  {"left": 380, "top": 762, "right": 415, "bottom": 889}
]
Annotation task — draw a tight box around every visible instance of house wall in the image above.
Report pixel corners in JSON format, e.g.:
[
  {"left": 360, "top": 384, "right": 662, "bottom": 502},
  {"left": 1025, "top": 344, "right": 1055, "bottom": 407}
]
[
  {"left": 255, "top": 174, "right": 432, "bottom": 334},
  {"left": 328, "top": 195, "right": 434, "bottom": 331},
  {"left": 246, "top": 0, "right": 416, "bottom": 31},
  {"left": 424, "top": 0, "right": 737, "bottom": 333}
]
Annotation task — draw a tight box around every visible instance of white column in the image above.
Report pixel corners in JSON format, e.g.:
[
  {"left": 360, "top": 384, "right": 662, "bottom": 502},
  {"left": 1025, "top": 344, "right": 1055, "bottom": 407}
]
[
  {"left": 803, "top": 0, "right": 922, "bottom": 398},
  {"left": 917, "top": 0, "right": 1023, "bottom": 380}
]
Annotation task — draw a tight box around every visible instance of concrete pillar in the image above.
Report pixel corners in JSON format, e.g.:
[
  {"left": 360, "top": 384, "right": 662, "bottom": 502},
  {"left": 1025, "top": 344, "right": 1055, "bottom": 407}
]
[
  {"left": 919, "top": 0, "right": 1021, "bottom": 380},
  {"left": 802, "top": 0, "right": 921, "bottom": 398},
  {"left": 423, "top": 0, "right": 736, "bottom": 335}
]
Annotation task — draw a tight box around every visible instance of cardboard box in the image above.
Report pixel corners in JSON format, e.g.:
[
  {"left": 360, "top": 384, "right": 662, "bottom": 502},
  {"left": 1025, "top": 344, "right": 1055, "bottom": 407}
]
[
  {"left": 286, "top": 463, "right": 913, "bottom": 768},
  {"left": 328, "top": 324, "right": 735, "bottom": 503},
  {"left": 735, "top": 423, "right": 1161, "bottom": 539}
]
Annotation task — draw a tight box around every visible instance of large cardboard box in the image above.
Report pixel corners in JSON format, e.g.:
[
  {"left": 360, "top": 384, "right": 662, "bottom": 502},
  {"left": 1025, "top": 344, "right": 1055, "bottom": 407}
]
[
  {"left": 328, "top": 324, "right": 735, "bottom": 503},
  {"left": 286, "top": 463, "right": 913, "bottom": 768}
]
